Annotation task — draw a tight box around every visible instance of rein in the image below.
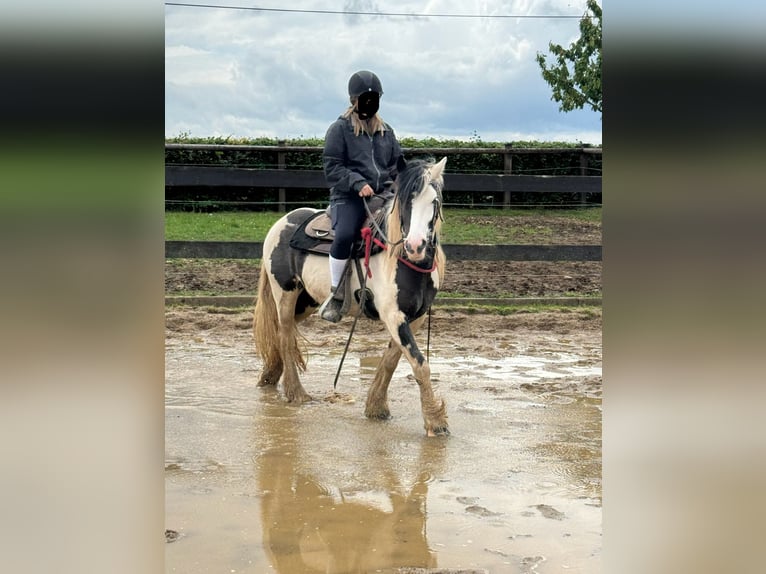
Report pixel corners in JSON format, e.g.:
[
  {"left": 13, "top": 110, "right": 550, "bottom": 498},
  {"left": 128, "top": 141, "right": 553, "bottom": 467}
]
[
  {"left": 362, "top": 194, "right": 403, "bottom": 249},
  {"left": 361, "top": 197, "right": 438, "bottom": 278},
  {"left": 332, "top": 196, "right": 438, "bottom": 390},
  {"left": 332, "top": 258, "right": 369, "bottom": 390}
]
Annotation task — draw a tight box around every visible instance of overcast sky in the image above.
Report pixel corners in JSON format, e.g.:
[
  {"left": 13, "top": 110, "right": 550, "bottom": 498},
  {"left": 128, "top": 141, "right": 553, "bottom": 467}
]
[{"left": 165, "top": 1, "right": 602, "bottom": 144}]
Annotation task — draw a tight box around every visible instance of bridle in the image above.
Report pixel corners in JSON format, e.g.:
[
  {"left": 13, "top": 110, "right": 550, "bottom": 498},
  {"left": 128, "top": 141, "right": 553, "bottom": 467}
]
[{"left": 361, "top": 180, "right": 442, "bottom": 275}]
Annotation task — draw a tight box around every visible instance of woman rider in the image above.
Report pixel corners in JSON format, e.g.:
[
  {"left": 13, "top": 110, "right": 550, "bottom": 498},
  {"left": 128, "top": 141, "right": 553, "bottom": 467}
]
[{"left": 318, "top": 70, "right": 403, "bottom": 322}]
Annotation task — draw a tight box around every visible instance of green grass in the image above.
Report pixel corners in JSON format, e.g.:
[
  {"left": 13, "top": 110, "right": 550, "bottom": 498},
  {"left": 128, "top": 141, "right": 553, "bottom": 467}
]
[
  {"left": 439, "top": 215, "right": 553, "bottom": 244},
  {"left": 165, "top": 212, "right": 284, "bottom": 241},
  {"left": 445, "top": 207, "right": 602, "bottom": 221},
  {"left": 165, "top": 207, "right": 601, "bottom": 242}
]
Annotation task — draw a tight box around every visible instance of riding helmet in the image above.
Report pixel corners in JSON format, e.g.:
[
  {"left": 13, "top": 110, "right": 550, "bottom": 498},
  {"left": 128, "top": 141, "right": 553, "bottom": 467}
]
[{"left": 348, "top": 70, "right": 383, "bottom": 98}]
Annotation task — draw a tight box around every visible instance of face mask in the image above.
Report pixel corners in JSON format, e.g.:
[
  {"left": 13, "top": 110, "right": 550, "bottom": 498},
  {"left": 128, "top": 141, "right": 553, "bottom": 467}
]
[{"left": 356, "top": 92, "right": 380, "bottom": 119}]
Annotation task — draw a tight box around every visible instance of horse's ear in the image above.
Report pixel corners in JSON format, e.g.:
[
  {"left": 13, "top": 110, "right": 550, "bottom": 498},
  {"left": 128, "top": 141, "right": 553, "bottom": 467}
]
[
  {"left": 396, "top": 155, "right": 408, "bottom": 174},
  {"left": 430, "top": 156, "right": 447, "bottom": 180}
]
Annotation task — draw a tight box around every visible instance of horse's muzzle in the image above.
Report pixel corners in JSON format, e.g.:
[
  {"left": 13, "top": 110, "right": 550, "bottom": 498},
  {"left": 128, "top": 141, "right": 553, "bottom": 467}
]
[{"left": 403, "top": 236, "right": 427, "bottom": 261}]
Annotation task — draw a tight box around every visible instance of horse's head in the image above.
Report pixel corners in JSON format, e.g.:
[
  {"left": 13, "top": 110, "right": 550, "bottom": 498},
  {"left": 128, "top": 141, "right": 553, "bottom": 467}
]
[{"left": 393, "top": 156, "right": 447, "bottom": 264}]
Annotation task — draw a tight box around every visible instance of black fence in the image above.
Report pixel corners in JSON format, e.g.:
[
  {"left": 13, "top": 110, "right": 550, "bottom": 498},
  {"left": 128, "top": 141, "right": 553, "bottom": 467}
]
[{"left": 165, "top": 144, "right": 602, "bottom": 211}]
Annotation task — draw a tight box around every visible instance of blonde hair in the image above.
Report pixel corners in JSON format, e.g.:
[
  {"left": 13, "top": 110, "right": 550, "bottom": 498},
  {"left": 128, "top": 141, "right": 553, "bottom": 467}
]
[{"left": 342, "top": 99, "right": 387, "bottom": 136}]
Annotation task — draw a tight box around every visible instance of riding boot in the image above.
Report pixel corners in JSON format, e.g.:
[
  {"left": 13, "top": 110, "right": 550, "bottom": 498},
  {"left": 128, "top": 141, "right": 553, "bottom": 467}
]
[
  {"left": 318, "top": 286, "right": 345, "bottom": 323},
  {"left": 319, "top": 257, "right": 351, "bottom": 323}
]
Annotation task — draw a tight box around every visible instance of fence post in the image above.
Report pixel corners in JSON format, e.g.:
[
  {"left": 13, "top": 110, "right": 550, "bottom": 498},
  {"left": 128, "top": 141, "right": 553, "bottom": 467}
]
[
  {"left": 277, "top": 140, "right": 287, "bottom": 213},
  {"left": 503, "top": 144, "right": 513, "bottom": 208}
]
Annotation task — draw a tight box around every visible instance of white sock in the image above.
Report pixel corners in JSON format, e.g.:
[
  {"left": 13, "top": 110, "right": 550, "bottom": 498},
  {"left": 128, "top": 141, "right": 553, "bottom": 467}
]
[{"left": 328, "top": 256, "right": 348, "bottom": 290}]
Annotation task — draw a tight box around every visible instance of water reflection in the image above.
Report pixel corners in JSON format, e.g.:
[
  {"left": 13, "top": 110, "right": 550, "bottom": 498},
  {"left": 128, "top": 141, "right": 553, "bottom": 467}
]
[
  {"left": 255, "top": 399, "right": 447, "bottom": 573},
  {"left": 166, "top": 332, "right": 602, "bottom": 572}
]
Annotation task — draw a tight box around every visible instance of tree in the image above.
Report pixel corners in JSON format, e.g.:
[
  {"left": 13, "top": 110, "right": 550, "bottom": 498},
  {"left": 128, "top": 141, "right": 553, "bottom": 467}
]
[{"left": 536, "top": 0, "right": 602, "bottom": 114}]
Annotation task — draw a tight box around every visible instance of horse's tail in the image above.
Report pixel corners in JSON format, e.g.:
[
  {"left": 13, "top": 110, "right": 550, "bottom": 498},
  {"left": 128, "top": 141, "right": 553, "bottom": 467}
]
[
  {"left": 253, "top": 262, "right": 282, "bottom": 370},
  {"left": 253, "top": 260, "right": 308, "bottom": 374}
]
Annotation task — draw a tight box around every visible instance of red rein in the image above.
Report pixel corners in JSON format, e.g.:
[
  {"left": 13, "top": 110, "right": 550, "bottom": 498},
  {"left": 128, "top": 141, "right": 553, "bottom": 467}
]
[{"left": 361, "top": 227, "right": 437, "bottom": 278}]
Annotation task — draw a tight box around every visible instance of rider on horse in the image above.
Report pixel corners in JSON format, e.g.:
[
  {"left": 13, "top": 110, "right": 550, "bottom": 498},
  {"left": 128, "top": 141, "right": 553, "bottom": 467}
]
[{"left": 318, "top": 70, "right": 403, "bottom": 322}]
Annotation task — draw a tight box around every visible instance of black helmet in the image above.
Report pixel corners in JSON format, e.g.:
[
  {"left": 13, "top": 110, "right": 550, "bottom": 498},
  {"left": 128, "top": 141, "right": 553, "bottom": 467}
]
[{"left": 348, "top": 70, "right": 383, "bottom": 98}]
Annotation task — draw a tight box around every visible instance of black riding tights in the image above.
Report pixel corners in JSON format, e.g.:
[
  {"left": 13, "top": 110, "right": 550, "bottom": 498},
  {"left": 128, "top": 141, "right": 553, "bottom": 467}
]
[{"left": 329, "top": 196, "right": 367, "bottom": 259}]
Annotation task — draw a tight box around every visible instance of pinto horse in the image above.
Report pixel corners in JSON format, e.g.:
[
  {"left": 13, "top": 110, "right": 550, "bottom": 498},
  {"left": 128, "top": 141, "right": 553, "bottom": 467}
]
[{"left": 253, "top": 157, "right": 449, "bottom": 436}]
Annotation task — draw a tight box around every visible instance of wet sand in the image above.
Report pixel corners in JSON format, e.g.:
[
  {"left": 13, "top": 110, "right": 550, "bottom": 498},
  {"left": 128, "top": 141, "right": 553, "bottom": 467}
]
[{"left": 166, "top": 307, "right": 601, "bottom": 573}]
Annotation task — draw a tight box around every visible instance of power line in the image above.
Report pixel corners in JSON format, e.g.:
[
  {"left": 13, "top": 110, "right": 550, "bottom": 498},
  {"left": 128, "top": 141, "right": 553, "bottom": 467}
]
[{"left": 164, "top": 2, "right": 585, "bottom": 19}]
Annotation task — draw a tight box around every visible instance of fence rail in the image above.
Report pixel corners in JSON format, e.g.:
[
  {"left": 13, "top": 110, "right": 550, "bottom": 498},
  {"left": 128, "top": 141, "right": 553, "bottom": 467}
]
[
  {"left": 166, "top": 166, "right": 602, "bottom": 195},
  {"left": 165, "top": 241, "right": 601, "bottom": 262},
  {"left": 165, "top": 144, "right": 602, "bottom": 210},
  {"left": 164, "top": 241, "right": 602, "bottom": 307}
]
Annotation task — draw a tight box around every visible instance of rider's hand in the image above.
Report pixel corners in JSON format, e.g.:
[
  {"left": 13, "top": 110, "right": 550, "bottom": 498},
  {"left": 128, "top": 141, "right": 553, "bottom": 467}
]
[{"left": 358, "top": 184, "right": 374, "bottom": 198}]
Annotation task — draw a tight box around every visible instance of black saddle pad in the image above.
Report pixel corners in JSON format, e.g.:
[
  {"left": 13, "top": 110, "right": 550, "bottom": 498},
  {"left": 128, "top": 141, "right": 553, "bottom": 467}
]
[
  {"left": 288, "top": 209, "right": 387, "bottom": 258},
  {"left": 289, "top": 211, "right": 334, "bottom": 255}
]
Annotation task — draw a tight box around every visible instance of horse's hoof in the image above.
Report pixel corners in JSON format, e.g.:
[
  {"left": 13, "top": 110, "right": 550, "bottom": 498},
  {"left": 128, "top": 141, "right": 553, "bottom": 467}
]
[
  {"left": 365, "top": 409, "right": 392, "bottom": 421},
  {"left": 257, "top": 381, "right": 275, "bottom": 388},
  {"left": 426, "top": 427, "right": 450, "bottom": 437},
  {"left": 285, "top": 393, "right": 313, "bottom": 405}
]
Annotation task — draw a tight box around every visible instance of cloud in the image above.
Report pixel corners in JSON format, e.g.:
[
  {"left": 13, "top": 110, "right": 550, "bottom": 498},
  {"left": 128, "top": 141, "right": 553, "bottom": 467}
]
[
  {"left": 165, "top": 53, "right": 239, "bottom": 88},
  {"left": 165, "top": 1, "right": 602, "bottom": 143}
]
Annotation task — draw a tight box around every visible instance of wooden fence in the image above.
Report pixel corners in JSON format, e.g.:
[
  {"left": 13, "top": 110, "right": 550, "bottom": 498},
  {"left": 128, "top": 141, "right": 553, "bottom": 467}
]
[
  {"left": 165, "top": 144, "right": 602, "bottom": 211},
  {"left": 164, "top": 241, "right": 601, "bottom": 262},
  {"left": 165, "top": 144, "right": 601, "bottom": 307},
  {"left": 164, "top": 240, "right": 602, "bottom": 308}
]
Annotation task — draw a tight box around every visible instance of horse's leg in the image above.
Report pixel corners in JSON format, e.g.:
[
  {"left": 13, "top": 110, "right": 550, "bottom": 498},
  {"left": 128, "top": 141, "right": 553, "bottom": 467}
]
[
  {"left": 365, "top": 338, "right": 402, "bottom": 420},
  {"left": 277, "top": 288, "right": 312, "bottom": 404},
  {"left": 383, "top": 312, "right": 449, "bottom": 436}
]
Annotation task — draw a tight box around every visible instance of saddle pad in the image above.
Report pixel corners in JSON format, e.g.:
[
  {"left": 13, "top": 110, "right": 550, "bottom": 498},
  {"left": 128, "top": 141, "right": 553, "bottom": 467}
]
[
  {"left": 302, "top": 195, "right": 386, "bottom": 241},
  {"left": 289, "top": 211, "right": 333, "bottom": 255},
  {"left": 288, "top": 205, "right": 388, "bottom": 258},
  {"left": 304, "top": 211, "right": 335, "bottom": 241}
]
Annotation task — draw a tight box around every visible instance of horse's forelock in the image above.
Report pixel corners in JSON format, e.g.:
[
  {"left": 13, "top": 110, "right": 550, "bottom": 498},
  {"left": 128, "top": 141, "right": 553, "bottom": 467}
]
[
  {"left": 385, "top": 160, "right": 425, "bottom": 263},
  {"left": 385, "top": 159, "right": 443, "bottom": 267},
  {"left": 394, "top": 159, "right": 438, "bottom": 226},
  {"left": 397, "top": 159, "right": 431, "bottom": 201}
]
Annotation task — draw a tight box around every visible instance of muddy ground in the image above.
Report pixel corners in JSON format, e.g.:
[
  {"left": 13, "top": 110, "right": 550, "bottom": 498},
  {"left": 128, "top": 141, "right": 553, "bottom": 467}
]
[
  {"left": 166, "top": 305, "right": 601, "bottom": 574},
  {"left": 165, "top": 213, "right": 602, "bottom": 573},
  {"left": 165, "top": 306, "right": 602, "bottom": 355}
]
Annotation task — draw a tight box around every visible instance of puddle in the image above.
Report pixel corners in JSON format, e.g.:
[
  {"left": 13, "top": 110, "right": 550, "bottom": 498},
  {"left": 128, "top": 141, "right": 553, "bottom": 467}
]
[{"left": 166, "top": 327, "right": 601, "bottom": 573}]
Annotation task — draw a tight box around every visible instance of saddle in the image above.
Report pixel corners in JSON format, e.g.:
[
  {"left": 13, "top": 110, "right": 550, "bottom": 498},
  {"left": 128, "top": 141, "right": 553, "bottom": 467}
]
[{"left": 288, "top": 195, "right": 388, "bottom": 258}]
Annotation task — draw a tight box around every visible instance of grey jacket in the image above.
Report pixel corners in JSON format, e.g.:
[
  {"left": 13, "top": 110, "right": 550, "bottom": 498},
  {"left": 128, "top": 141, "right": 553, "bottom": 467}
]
[{"left": 323, "top": 115, "right": 402, "bottom": 201}]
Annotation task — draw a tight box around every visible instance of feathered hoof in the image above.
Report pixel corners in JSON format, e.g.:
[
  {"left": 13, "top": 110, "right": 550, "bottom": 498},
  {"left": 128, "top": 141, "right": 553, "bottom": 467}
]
[
  {"left": 257, "top": 377, "right": 277, "bottom": 387},
  {"left": 426, "top": 426, "right": 451, "bottom": 437},
  {"left": 285, "top": 391, "right": 313, "bottom": 405},
  {"left": 257, "top": 367, "right": 282, "bottom": 387},
  {"left": 365, "top": 408, "right": 392, "bottom": 421}
]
